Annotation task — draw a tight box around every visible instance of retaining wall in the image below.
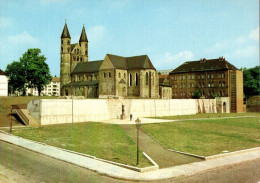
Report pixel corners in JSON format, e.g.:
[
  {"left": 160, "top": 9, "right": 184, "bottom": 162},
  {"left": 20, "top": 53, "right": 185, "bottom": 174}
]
[{"left": 28, "top": 98, "right": 229, "bottom": 125}]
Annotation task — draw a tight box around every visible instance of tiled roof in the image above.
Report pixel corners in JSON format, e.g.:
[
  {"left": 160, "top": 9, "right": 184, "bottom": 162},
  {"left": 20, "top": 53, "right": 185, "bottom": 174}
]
[
  {"left": 64, "top": 80, "right": 98, "bottom": 87},
  {"left": 52, "top": 77, "right": 60, "bottom": 82},
  {"left": 72, "top": 60, "right": 103, "bottom": 74},
  {"left": 0, "top": 69, "right": 5, "bottom": 75},
  {"left": 61, "top": 23, "right": 71, "bottom": 38},
  {"left": 107, "top": 54, "right": 156, "bottom": 70},
  {"left": 79, "top": 25, "right": 88, "bottom": 42},
  {"left": 170, "top": 58, "right": 238, "bottom": 74}
]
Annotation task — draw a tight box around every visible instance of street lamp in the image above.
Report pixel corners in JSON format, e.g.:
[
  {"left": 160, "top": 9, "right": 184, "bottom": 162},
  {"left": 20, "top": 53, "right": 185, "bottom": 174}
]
[
  {"left": 71, "top": 85, "right": 73, "bottom": 123},
  {"left": 135, "top": 118, "right": 141, "bottom": 165},
  {"left": 9, "top": 108, "right": 13, "bottom": 133}
]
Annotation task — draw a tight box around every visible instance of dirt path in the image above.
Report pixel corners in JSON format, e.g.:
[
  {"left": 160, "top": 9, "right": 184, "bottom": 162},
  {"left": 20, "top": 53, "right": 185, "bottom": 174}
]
[{"left": 120, "top": 124, "right": 201, "bottom": 168}]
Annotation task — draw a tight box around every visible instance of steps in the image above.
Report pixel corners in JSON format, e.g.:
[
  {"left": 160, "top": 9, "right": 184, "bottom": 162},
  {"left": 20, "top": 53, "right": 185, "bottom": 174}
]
[{"left": 20, "top": 109, "right": 40, "bottom": 127}]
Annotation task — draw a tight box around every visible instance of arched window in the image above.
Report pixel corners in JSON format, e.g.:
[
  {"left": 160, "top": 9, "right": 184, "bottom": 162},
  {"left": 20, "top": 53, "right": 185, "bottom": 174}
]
[
  {"left": 124, "top": 73, "right": 126, "bottom": 78},
  {"left": 129, "top": 73, "right": 132, "bottom": 86},
  {"left": 108, "top": 72, "right": 111, "bottom": 78},
  {"left": 85, "top": 43, "right": 87, "bottom": 48},
  {"left": 104, "top": 73, "right": 106, "bottom": 78},
  {"left": 61, "top": 47, "right": 63, "bottom": 53},
  {"left": 67, "top": 47, "right": 70, "bottom": 52},
  {"left": 67, "top": 40, "right": 70, "bottom": 45},
  {"left": 118, "top": 73, "right": 121, "bottom": 78},
  {"left": 135, "top": 73, "right": 138, "bottom": 86},
  {"left": 85, "top": 50, "right": 88, "bottom": 56},
  {"left": 145, "top": 72, "right": 148, "bottom": 85},
  {"left": 61, "top": 40, "right": 63, "bottom": 45},
  {"left": 80, "top": 57, "right": 82, "bottom": 62}
]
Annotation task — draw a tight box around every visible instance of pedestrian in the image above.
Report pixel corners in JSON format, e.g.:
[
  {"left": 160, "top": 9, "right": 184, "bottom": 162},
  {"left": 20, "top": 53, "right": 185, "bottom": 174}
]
[{"left": 130, "top": 114, "right": 132, "bottom": 121}]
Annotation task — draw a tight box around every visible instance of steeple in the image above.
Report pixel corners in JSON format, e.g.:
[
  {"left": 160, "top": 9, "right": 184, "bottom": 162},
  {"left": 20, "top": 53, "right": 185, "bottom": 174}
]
[
  {"left": 61, "top": 21, "right": 71, "bottom": 38},
  {"left": 79, "top": 25, "right": 88, "bottom": 42}
]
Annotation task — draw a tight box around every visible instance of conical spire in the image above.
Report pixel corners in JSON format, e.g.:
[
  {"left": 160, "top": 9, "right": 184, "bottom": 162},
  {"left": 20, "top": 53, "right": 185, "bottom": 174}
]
[
  {"left": 79, "top": 25, "right": 88, "bottom": 42},
  {"left": 61, "top": 21, "right": 71, "bottom": 39}
]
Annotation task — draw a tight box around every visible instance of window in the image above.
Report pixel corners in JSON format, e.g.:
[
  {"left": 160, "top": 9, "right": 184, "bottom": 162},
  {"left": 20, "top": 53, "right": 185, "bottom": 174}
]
[
  {"left": 222, "top": 81, "right": 225, "bottom": 87},
  {"left": 135, "top": 73, "right": 138, "bottom": 86},
  {"left": 61, "top": 40, "right": 63, "bottom": 45},
  {"left": 183, "top": 75, "right": 185, "bottom": 80},
  {"left": 212, "top": 83, "right": 214, "bottom": 87},
  {"left": 208, "top": 74, "right": 210, "bottom": 79},
  {"left": 189, "top": 83, "right": 191, "bottom": 88},
  {"left": 202, "top": 82, "right": 204, "bottom": 88},
  {"left": 198, "top": 75, "right": 201, "bottom": 79},
  {"left": 192, "top": 83, "right": 194, "bottom": 88},
  {"left": 67, "top": 48, "right": 70, "bottom": 52},
  {"left": 108, "top": 72, "right": 111, "bottom": 78},
  {"left": 192, "top": 75, "right": 195, "bottom": 79},
  {"left": 219, "top": 82, "right": 221, "bottom": 87},
  {"left": 80, "top": 57, "right": 82, "bottom": 62},
  {"left": 85, "top": 43, "right": 87, "bottom": 48},
  {"left": 180, "top": 76, "right": 182, "bottom": 80},
  {"left": 85, "top": 50, "right": 88, "bottom": 56},
  {"left": 104, "top": 73, "right": 106, "bottom": 78},
  {"left": 118, "top": 73, "right": 121, "bottom": 78},
  {"left": 183, "top": 83, "right": 185, "bottom": 88},
  {"left": 67, "top": 40, "right": 70, "bottom": 45},
  {"left": 73, "top": 56, "right": 76, "bottom": 61},
  {"left": 189, "top": 75, "right": 191, "bottom": 79},
  {"left": 202, "top": 75, "right": 204, "bottom": 79},
  {"left": 77, "top": 57, "right": 79, "bottom": 61},
  {"left": 208, "top": 82, "right": 211, "bottom": 87},
  {"left": 145, "top": 72, "right": 149, "bottom": 85},
  {"left": 124, "top": 73, "right": 126, "bottom": 78},
  {"left": 129, "top": 73, "right": 132, "bottom": 86},
  {"left": 77, "top": 49, "right": 79, "bottom": 54},
  {"left": 61, "top": 47, "right": 63, "bottom": 53},
  {"left": 211, "top": 74, "right": 214, "bottom": 78},
  {"left": 74, "top": 50, "right": 76, "bottom": 54}
]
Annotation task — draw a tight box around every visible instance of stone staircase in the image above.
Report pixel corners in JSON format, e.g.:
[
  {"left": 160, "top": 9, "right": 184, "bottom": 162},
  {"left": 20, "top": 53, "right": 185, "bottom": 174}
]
[{"left": 20, "top": 109, "right": 40, "bottom": 127}]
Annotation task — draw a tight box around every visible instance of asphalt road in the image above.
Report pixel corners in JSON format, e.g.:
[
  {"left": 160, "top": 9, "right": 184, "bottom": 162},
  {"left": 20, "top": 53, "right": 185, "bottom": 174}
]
[{"left": 0, "top": 141, "right": 259, "bottom": 183}]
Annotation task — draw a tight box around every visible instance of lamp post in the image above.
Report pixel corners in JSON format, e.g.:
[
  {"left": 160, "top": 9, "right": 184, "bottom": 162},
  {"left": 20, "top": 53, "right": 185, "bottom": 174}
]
[
  {"left": 9, "top": 108, "right": 13, "bottom": 133},
  {"left": 135, "top": 118, "right": 141, "bottom": 165},
  {"left": 71, "top": 85, "right": 73, "bottom": 123}
]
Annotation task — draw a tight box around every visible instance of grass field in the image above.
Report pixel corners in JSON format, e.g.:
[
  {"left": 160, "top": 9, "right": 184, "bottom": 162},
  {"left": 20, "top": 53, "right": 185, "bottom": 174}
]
[
  {"left": 142, "top": 116, "right": 260, "bottom": 156},
  {"left": 151, "top": 112, "right": 260, "bottom": 120},
  {"left": 0, "top": 96, "right": 57, "bottom": 127},
  {"left": 11, "top": 122, "right": 152, "bottom": 167}
]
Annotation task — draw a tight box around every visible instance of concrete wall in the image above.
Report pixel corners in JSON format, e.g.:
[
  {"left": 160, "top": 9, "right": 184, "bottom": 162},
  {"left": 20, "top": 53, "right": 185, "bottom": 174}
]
[
  {"left": 28, "top": 98, "right": 227, "bottom": 125},
  {"left": 0, "top": 75, "right": 8, "bottom": 96}
]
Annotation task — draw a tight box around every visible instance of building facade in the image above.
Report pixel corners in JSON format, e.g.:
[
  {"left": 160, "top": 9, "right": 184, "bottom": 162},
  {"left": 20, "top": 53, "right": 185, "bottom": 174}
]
[
  {"left": 169, "top": 57, "right": 244, "bottom": 112},
  {"left": 0, "top": 69, "right": 8, "bottom": 96},
  {"left": 26, "top": 77, "right": 60, "bottom": 96},
  {"left": 60, "top": 23, "right": 159, "bottom": 98}
]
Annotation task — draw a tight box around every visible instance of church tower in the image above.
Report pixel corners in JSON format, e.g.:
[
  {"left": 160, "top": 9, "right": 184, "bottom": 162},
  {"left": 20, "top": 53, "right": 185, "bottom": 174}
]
[
  {"left": 79, "top": 25, "right": 88, "bottom": 62},
  {"left": 60, "top": 21, "right": 71, "bottom": 96}
]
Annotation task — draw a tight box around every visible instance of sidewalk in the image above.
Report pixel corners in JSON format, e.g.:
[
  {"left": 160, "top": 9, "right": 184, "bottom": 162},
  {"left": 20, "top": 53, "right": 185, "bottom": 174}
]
[{"left": 0, "top": 131, "right": 259, "bottom": 181}]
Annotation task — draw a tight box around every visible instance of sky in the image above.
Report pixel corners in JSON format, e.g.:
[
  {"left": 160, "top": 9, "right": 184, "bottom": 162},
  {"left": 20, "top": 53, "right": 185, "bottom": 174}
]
[{"left": 0, "top": 0, "right": 259, "bottom": 76}]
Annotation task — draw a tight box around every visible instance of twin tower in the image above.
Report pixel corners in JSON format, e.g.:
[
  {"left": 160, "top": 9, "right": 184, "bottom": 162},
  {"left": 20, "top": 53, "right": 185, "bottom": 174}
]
[{"left": 60, "top": 22, "right": 89, "bottom": 95}]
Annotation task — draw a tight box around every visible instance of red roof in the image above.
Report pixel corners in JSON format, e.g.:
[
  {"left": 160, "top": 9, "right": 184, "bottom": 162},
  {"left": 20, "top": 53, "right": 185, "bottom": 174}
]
[{"left": 0, "top": 69, "right": 5, "bottom": 75}]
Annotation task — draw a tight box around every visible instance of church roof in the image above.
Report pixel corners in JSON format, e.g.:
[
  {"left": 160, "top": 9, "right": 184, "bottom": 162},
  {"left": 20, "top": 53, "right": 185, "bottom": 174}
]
[
  {"left": 64, "top": 80, "right": 98, "bottom": 87},
  {"left": 107, "top": 54, "right": 156, "bottom": 70},
  {"left": 70, "top": 43, "right": 77, "bottom": 51},
  {"left": 170, "top": 57, "right": 238, "bottom": 74},
  {"left": 0, "top": 69, "right": 5, "bottom": 75},
  {"left": 79, "top": 25, "right": 88, "bottom": 42},
  {"left": 72, "top": 60, "right": 103, "bottom": 74},
  {"left": 61, "top": 23, "right": 71, "bottom": 38}
]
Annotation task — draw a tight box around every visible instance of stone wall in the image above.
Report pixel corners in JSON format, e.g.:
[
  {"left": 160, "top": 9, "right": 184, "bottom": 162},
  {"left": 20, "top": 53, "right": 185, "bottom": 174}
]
[{"left": 28, "top": 98, "right": 228, "bottom": 125}]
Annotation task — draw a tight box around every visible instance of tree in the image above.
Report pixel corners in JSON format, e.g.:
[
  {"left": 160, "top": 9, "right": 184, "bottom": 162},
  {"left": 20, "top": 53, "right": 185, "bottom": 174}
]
[
  {"left": 192, "top": 90, "right": 201, "bottom": 99},
  {"left": 5, "top": 61, "right": 26, "bottom": 95},
  {"left": 242, "top": 66, "right": 260, "bottom": 98},
  {"left": 20, "top": 48, "right": 52, "bottom": 96}
]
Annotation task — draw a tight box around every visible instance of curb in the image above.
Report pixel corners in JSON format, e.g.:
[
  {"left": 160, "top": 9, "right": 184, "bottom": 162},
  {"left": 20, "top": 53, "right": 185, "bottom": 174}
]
[{"left": 0, "top": 130, "right": 158, "bottom": 173}]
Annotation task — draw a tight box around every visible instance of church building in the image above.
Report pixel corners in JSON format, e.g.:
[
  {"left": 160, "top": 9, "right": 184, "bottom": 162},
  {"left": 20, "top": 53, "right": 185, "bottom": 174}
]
[{"left": 60, "top": 23, "right": 159, "bottom": 98}]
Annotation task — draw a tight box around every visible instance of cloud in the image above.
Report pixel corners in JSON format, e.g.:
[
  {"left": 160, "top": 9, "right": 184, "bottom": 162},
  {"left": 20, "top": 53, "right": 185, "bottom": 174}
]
[
  {"left": 162, "top": 51, "right": 194, "bottom": 63},
  {"left": 232, "top": 46, "right": 258, "bottom": 58},
  {"left": 87, "top": 25, "right": 107, "bottom": 45},
  {"left": 236, "top": 26, "right": 259, "bottom": 44},
  {"left": 249, "top": 26, "right": 259, "bottom": 41},
  {"left": 8, "top": 31, "right": 39, "bottom": 44},
  {"left": 205, "top": 42, "right": 226, "bottom": 53},
  {"left": 0, "top": 17, "right": 13, "bottom": 28},
  {"left": 154, "top": 50, "right": 194, "bottom": 69}
]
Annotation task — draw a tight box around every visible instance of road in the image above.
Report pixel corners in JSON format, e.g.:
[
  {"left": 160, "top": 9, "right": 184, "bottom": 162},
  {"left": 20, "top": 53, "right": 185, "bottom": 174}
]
[{"left": 0, "top": 141, "right": 259, "bottom": 183}]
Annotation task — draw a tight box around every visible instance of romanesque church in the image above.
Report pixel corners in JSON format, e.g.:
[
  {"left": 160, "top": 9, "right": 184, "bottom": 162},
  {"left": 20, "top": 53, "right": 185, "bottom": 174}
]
[{"left": 60, "top": 23, "right": 159, "bottom": 98}]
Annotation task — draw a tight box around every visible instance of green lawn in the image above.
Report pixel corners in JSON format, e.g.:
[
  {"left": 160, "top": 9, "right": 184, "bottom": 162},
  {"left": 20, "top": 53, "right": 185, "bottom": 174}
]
[
  {"left": 11, "top": 122, "right": 152, "bottom": 167},
  {"left": 151, "top": 112, "right": 260, "bottom": 120},
  {"left": 142, "top": 116, "right": 260, "bottom": 156}
]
